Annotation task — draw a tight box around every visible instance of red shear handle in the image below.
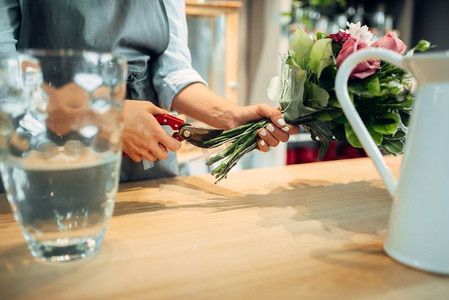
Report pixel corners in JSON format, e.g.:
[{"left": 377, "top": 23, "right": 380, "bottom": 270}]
[
  {"left": 155, "top": 114, "right": 184, "bottom": 130},
  {"left": 155, "top": 114, "right": 184, "bottom": 142}
]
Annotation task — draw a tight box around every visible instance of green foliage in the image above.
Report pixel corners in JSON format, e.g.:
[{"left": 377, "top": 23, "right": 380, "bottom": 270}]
[{"left": 296, "top": 0, "right": 346, "bottom": 8}]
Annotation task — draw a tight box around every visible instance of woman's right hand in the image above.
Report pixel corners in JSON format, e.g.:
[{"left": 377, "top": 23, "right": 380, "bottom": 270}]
[{"left": 121, "top": 100, "right": 182, "bottom": 162}]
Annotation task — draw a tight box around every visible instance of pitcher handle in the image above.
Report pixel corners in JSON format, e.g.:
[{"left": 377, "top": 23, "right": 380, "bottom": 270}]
[{"left": 335, "top": 48, "right": 410, "bottom": 197}]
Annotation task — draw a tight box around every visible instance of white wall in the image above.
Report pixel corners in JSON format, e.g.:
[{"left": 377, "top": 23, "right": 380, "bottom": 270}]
[{"left": 242, "top": 0, "right": 291, "bottom": 170}]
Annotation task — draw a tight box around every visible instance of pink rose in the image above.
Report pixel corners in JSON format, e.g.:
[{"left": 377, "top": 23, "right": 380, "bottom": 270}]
[
  {"left": 372, "top": 31, "right": 407, "bottom": 54},
  {"left": 336, "top": 36, "right": 381, "bottom": 80}
]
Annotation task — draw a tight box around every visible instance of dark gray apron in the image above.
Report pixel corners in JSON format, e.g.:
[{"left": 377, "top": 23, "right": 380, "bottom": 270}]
[{"left": 16, "top": 0, "right": 180, "bottom": 182}]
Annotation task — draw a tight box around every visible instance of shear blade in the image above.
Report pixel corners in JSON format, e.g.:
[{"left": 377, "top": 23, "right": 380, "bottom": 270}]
[{"left": 180, "top": 126, "right": 223, "bottom": 148}]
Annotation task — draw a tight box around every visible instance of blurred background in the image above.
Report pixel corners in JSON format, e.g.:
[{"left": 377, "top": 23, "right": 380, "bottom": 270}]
[{"left": 181, "top": 0, "right": 449, "bottom": 175}]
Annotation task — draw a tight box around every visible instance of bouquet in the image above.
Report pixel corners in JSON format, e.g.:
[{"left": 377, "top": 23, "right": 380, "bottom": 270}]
[{"left": 204, "top": 22, "right": 431, "bottom": 183}]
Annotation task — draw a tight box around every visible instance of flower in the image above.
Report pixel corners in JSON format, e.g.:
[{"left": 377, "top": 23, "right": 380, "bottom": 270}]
[
  {"left": 326, "top": 31, "right": 350, "bottom": 45},
  {"left": 344, "top": 22, "right": 373, "bottom": 45},
  {"left": 372, "top": 31, "right": 407, "bottom": 54},
  {"left": 336, "top": 36, "right": 381, "bottom": 79},
  {"left": 336, "top": 24, "right": 407, "bottom": 80},
  {"left": 204, "top": 23, "right": 431, "bottom": 183}
]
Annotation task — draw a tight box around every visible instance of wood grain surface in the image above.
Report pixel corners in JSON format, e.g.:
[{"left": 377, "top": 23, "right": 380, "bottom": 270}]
[{"left": 1, "top": 156, "right": 448, "bottom": 300}]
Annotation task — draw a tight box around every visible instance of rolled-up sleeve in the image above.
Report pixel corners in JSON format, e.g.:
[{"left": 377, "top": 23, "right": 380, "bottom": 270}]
[
  {"left": 152, "top": 0, "right": 207, "bottom": 110},
  {"left": 0, "top": 0, "right": 20, "bottom": 54}
]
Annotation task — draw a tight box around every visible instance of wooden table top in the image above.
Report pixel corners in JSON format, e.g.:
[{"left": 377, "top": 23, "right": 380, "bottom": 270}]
[{"left": 1, "top": 156, "right": 448, "bottom": 299}]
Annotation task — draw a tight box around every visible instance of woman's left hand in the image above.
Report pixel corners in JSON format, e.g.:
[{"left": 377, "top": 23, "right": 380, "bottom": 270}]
[{"left": 233, "top": 104, "right": 300, "bottom": 152}]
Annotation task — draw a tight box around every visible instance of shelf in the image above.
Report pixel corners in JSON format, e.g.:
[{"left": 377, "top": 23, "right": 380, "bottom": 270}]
[{"left": 185, "top": 1, "right": 243, "bottom": 16}]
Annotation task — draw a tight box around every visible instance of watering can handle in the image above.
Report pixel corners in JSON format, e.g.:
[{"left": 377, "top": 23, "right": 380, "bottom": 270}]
[{"left": 335, "top": 48, "right": 410, "bottom": 197}]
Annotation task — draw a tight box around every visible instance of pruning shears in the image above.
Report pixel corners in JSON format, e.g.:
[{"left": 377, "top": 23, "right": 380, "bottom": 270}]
[{"left": 155, "top": 114, "right": 223, "bottom": 148}]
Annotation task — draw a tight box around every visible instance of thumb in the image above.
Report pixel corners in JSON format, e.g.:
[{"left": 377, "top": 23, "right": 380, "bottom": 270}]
[{"left": 153, "top": 107, "right": 170, "bottom": 115}]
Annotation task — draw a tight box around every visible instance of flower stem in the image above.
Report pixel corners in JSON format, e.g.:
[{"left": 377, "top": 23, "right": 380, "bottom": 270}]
[
  {"left": 207, "top": 119, "right": 271, "bottom": 183},
  {"left": 206, "top": 116, "right": 325, "bottom": 183}
]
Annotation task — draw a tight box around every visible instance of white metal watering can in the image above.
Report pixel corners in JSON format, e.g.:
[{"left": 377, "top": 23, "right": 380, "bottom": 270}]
[{"left": 335, "top": 48, "right": 449, "bottom": 274}]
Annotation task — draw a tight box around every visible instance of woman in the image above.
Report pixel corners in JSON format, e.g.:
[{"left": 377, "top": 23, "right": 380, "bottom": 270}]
[{"left": 0, "top": 0, "right": 299, "bottom": 182}]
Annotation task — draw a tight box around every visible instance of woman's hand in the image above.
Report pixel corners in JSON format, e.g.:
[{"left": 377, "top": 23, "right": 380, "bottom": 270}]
[
  {"left": 172, "top": 83, "right": 299, "bottom": 152},
  {"left": 121, "top": 100, "right": 181, "bottom": 162},
  {"left": 233, "top": 104, "right": 300, "bottom": 152}
]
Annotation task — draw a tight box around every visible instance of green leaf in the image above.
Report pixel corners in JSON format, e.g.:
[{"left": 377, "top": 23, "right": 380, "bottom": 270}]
[
  {"left": 333, "top": 113, "right": 347, "bottom": 124},
  {"left": 317, "top": 66, "right": 337, "bottom": 90},
  {"left": 380, "top": 130, "right": 407, "bottom": 155},
  {"left": 371, "top": 113, "right": 399, "bottom": 135},
  {"left": 348, "top": 76, "right": 381, "bottom": 98},
  {"left": 318, "top": 141, "right": 330, "bottom": 160},
  {"left": 381, "top": 139, "right": 405, "bottom": 155},
  {"left": 366, "top": 76, "right": 381, "bottom": 96},
  {"left": 314, "top": 111, "right": 332, "bottom": 121},
  {"left": 328, "top": 94, "right": 342, "bottom": 108},
  {"left": 309, "top": 0, "right": 347, "bottom": 7},
  {"left": 303, "top": 120, "right": 334, "bottom": 143},
  {"left": 306, "top": 82, "right": 329, "bottom": 108},
  {"left": 313, "top": 109, "right": 343, "bottom": 121},
  {"left": 399, "top": 110, "right": 411, "bottom": 127},
  {"left": 316, "top": 32, "right": 328, "bottom": 40},
  {"left": 309, "top": 38, "right": 333, "bottom": 79},
  {"left": 344, "top": 122, "right": 383, "bottom": 148},
  {"left": 391, "top": 129, "right": 406, "bottom": 140},
  {"left": 289, "top": 27, "right": 314, "bottom": 69}
]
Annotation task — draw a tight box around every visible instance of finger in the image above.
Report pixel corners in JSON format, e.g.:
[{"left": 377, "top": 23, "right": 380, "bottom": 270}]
[
  {"left": 142, "top": 142, "right": 169, "bottom": 161},
  {"left": 258, "top": 128, "right": 279, "bottom": 147},
  {"left": 141, "top": 151, "right": 157, "bottom": 163},
  {"left": 273, "top": 118, "right": 301, "bottom": 135},
  {"left": 257, "top": 139, "right": 270, "bottom": 152},
  {"left": 271, "top": 117, "right": 292, "bottom": 133},
  {"left": 157, "top": 133, "right": 182, "bottom": 153},
  {"left": 122, "top": 143, "right": 145, "bottom": 162},
  {"left": 127, "top": 152, "right": 143, "bottom": 162},
  {"left": 147, "top": 105, "right": 169, "bottom": 116},
  {"left": 142, "top": 116, "right": 182, "bottom": 153},
  {"left": 254, "top": 104, "right": 298, "bottom": 134},
  {"left": 254, "top": 103, "right": 282, "bottom": 120},
  {"left": 288, "top": 124, "right": 301, "bottom": 135},
  {"left": 145, "top": 114, "right": 182, "bottom": 153},
  {"left": 266, "top": 123, "right": 290, "bottom": 143}
]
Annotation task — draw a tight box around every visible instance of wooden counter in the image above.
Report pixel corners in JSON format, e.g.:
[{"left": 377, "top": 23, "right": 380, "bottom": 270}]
[{"left": 1, "top": 156, "right": 448, "bottom": 299}]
